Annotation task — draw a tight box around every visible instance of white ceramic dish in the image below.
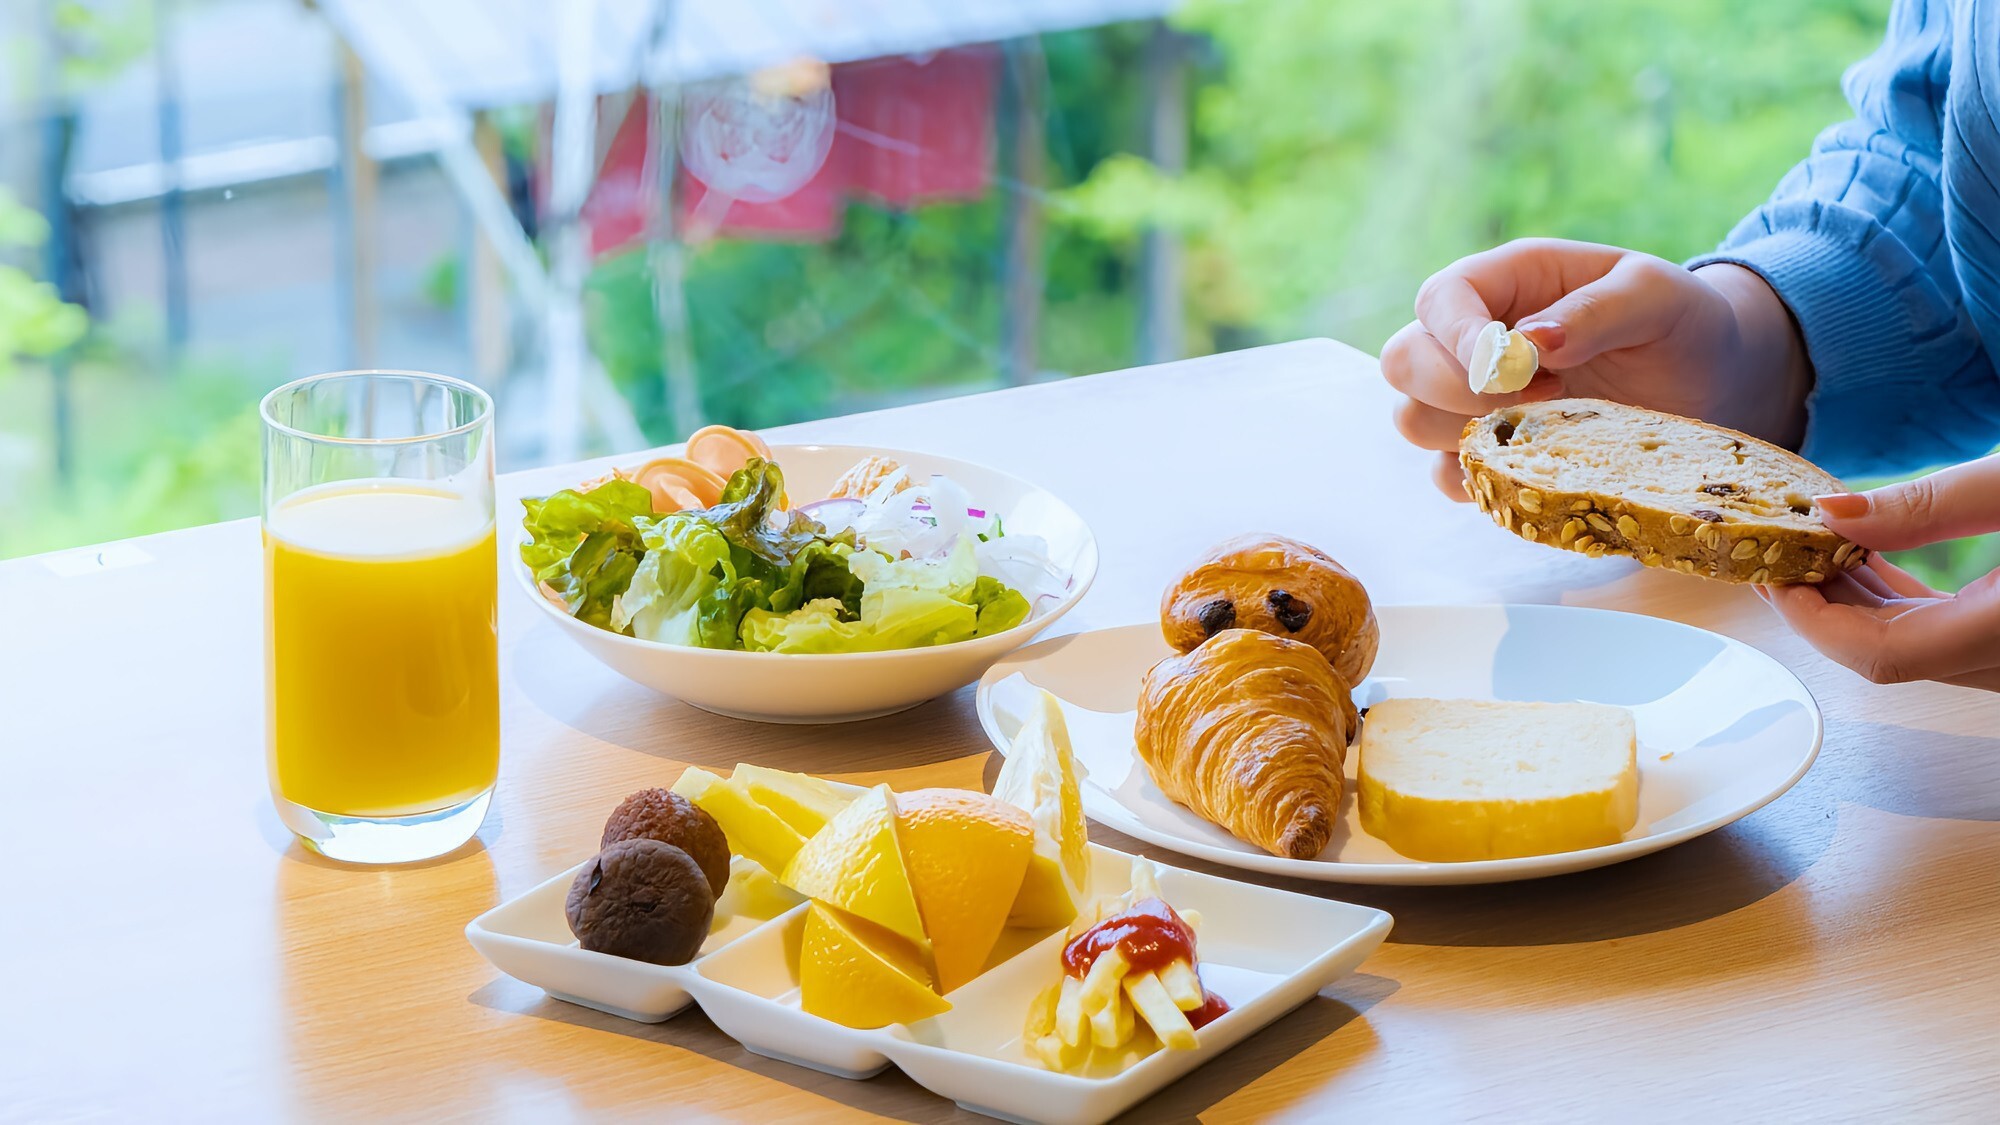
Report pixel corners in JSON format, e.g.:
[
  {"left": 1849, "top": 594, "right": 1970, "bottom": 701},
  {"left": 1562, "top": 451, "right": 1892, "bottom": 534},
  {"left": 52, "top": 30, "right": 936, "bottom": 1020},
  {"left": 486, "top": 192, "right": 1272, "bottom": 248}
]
[
  {"left": 467, "top": 843, "right": 1391, "bottom": 1125},
  {"left": 516, "top": 444, "right": 1098, "bottom": 724},
  {"left": 975, "top": 605, "right": 1822, "bottom": 886}
]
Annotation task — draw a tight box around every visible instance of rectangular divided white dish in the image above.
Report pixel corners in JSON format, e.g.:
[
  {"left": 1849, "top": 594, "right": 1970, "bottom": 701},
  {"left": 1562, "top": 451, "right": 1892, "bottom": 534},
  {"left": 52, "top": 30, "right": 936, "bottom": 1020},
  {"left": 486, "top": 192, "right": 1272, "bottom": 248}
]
[{"left": 466, "top": 844, "right": 1392, "bottom": 1125}]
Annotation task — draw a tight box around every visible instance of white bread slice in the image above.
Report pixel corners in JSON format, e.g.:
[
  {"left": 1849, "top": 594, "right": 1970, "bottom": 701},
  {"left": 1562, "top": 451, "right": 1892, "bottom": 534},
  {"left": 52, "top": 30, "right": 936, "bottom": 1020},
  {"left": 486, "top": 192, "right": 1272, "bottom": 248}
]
[{"left": 1357, "top": 698, "right": 1638, "bottom": 862}]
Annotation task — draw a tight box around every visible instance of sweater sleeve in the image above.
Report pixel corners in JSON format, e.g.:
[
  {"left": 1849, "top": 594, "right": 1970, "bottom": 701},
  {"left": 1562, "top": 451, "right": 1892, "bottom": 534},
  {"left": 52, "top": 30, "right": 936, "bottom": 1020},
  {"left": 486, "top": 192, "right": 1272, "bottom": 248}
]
[{"left": 1688, "top": 0, "right": 1995, "bottom": 478}]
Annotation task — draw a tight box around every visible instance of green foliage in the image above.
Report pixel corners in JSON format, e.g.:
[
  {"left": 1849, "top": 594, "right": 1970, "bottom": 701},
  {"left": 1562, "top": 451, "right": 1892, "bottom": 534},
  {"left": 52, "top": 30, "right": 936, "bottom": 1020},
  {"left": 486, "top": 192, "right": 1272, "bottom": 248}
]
[
  {"left": 1889, "top": 536, "right": 2000, "bottom": 593},
  {"left": 1062, "top": 0, "right": 1893, "bottom": 352},
  {"left": 587, "top": 201, "right": 1018, "bottom": 438},
  {"left": 0, "top": 364, "right": 264, "bottom": 559},
  {"left": 0, "top": 188, "right": 87, "bottom": 377},
  {"left": 584, "top": 30, "right": 1152, "bottom": 441},
  {"left": 422, "top": 253, "right": 462, "bottom": 311}
]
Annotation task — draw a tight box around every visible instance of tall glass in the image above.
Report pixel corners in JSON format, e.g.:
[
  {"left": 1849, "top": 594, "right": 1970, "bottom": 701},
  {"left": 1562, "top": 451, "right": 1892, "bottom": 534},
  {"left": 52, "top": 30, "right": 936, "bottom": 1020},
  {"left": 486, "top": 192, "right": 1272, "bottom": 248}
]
[{"left": 262, "top": 371, "right": 498, "bottom": 863}]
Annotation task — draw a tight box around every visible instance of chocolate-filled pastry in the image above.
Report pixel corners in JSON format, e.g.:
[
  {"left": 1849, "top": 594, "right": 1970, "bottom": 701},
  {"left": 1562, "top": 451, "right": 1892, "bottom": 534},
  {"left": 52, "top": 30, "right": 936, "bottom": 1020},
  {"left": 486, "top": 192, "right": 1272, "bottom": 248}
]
[
  {"left": 1135, "top": 628, "right": 1355, "bottom": 860},
  {"left": 1160, "top": 534, "right": 1378, "bottom": 686}
]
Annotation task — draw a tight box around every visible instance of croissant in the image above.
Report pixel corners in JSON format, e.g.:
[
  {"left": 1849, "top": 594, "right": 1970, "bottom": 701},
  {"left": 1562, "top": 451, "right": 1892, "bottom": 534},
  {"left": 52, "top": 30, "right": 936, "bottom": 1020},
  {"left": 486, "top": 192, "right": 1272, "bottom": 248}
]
[
  {"left": 1135, "top": 628, "right": 1355, "bottom": 859},
  {"left": 1160, "top": 534, "right": 1379, "bottom": 687}
]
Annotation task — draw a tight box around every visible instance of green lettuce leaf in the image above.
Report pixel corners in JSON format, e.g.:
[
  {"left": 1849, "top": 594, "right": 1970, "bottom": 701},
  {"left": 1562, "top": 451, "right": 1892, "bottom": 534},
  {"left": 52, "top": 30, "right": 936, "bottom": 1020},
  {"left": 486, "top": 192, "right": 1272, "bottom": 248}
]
[
  {"left": 848, "top": 534, "right": 978, "bottom": 600},
  {"left": 740, "top": 539, "right": 994, "bottom": 653},
  {"left": 970, "top": 576, "right": 1030, "bottom": 636},
  {"left": 710, "top": 458, "right": 825, "bottom": 570},
  {"left": 767, "top": 539, "right": 864, "bottom": 617},
  {"left": 545, "top": 528, "right": 642, "bottom": 628},
  {"left": 739, "top": 589, "right": 978, "bottom": 653},
  {"left": 739, "top": 598, "right": 869, "bottom": 653},
  {"left": 519, "top": 479, "right": 654, "bottom": 574},
  {"left": 520, "top": 479, "right": 655, "bottom": 628},
  {"left": 613, "top": 513, "right": 735, "bottom": 645}
]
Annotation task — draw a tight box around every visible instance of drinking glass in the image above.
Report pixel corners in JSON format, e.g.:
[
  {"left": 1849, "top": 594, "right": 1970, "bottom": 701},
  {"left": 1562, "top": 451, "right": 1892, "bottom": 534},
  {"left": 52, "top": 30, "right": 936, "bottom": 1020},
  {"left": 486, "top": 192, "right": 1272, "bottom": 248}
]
[{"left": 262, "top": 370, "right": 498, "bottom": 863}]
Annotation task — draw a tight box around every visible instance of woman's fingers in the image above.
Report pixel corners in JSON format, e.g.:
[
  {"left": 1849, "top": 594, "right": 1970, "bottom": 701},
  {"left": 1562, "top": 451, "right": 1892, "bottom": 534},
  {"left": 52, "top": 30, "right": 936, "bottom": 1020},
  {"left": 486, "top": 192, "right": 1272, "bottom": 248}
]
[
  {"left": 1940, "top": 666, "right": 2000, "bottom": 692},
  {"left": 1762, "top": 578, "right": 2000, "bottom": 684},
  {"left": 1816, "top": 452, "right": 2000, "bottom": 550},
  {"left": 1382, "top": 319, "right": 1558, "bottom": 419},
  {"left": 1859, "top": 554, "right": 1944, "bottom": 599},
  {"left": 1761, "top": 584, "right": 1902, "bottom": 681},
  {"left": 1814, "top": 570, "right": 1889, "bottom": 609},
  {"left": 1510, "top": 253, "right": 1694, "bottom": 369},
  {"left": 1413, "top": 240, "right": 1681, "bottom": 373},
  {"left": 1393, "top": 396, "right": 1477, "bottom": 452},
  {"left": 1414, "top": 239, "right": 1623, "bottom": 367},
  {"left": 1430, "top": 452, "right": 1472, "bottom": 502}
]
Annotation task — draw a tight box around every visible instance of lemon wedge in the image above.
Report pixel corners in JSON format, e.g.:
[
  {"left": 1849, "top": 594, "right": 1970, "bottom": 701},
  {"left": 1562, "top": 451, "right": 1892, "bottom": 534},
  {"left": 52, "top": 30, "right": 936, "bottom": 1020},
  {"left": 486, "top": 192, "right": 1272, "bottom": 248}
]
[
  {"left": 711, "top": 855, "right": 805, "bottom": 931},
  {"left": 992, "top": 690, "right": 1091, "bottom": 928},
  {"left": 895, "top": 789, "right": 1034, "bottom": 993},
  {"left": 671, "top": 767, "right": 808, "bottom": 877},
  {"left": 798, "top": 903, "right": 949, "bottom": 1029},
  {"left": 781, "top": 784, "right": 928, "bottom": 948},
  {"left": 731, "top": 763, "right": 861, "bottom": 835}
]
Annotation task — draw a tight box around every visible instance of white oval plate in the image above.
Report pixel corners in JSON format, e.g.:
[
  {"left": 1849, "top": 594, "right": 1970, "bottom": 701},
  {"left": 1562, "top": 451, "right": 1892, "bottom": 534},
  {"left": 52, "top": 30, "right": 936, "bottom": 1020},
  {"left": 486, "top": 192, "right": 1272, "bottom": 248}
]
[
  {"left": 517, "top": 444, "right": 1098, "bottom": 724},
  {"left": 975, "top": 605, "right": 1822, "bottom": 885}
]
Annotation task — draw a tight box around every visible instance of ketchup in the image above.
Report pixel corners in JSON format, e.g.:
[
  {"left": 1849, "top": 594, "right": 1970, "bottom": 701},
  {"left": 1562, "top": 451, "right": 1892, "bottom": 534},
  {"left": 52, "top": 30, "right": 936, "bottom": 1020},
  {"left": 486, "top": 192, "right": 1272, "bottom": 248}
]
[
  {"left": 1185, "top": 990, "right": 1231, "bottom": 1029},
  {"left": 1062, "top": 897, "right": 1232, "bottom": 1032},
  {"left": 1062, "top": 897, "right": 1198, "bottom": 979}
]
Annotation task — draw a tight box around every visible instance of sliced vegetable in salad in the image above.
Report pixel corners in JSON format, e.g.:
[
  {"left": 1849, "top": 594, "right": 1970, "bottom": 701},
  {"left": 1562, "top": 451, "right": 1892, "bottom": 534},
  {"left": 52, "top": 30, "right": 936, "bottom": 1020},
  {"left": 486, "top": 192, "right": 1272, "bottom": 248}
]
[{"left": 520, "top": 429, "right": 1068, "bottom": 654}]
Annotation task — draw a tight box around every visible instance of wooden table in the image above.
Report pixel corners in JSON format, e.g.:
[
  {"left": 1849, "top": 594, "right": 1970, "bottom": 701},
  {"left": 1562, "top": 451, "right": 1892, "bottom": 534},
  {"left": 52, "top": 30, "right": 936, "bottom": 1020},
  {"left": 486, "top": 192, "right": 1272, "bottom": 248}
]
[{"left": 5, "top": 340, "right": 1996, "bottom": 1122}]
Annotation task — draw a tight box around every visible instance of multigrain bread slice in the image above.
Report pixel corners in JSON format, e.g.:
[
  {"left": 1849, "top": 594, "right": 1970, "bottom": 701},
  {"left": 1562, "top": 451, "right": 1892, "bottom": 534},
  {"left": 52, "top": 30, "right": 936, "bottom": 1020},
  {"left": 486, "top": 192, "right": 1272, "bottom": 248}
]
[{"left": 1459, "top": 399, "right": 1865, "bottom": 584}]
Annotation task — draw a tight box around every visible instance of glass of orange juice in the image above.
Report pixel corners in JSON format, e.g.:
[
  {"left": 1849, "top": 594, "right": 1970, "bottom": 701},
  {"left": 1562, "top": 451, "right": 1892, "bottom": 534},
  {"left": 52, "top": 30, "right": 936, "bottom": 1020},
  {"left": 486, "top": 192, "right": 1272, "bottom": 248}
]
[{"left": 262, "top": 370, "right": 498, "bottom": 863}]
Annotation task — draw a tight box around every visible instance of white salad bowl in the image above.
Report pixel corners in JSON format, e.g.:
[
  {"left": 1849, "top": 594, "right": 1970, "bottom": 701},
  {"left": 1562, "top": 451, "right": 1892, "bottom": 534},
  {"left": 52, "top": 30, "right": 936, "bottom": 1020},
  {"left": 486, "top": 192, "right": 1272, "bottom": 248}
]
[{"left": 515, "top": 444, "right": 1099, "bottom": 723}]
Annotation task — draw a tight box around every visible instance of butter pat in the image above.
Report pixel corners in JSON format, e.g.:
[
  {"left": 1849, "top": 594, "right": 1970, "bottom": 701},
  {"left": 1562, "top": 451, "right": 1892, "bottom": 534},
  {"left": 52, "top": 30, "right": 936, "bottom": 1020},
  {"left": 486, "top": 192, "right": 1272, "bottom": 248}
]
[
  {"left": 1468, "top": 321, "right": 1538, "bottom": 395},
  {"left": 1358, "top": 698, "right": 1638, "bottom": 862}
]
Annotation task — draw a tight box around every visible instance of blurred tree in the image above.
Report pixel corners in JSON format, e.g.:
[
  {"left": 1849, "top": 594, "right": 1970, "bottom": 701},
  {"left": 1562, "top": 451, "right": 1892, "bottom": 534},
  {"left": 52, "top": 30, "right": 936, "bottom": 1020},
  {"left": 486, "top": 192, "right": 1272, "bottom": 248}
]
[
  {"left": 0, "top": 188, "right": 87, "bottom": 378},
  {"left": 1061, "top": 0, "right": 1894, "bottom": 354}
]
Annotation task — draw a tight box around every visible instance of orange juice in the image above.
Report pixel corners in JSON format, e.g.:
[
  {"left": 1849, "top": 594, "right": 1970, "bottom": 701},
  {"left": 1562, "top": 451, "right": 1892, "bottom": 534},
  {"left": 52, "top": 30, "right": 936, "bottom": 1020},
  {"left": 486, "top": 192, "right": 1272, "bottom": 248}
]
[{"left": 265, "top": 481, "right": 498, "bottom": 818}]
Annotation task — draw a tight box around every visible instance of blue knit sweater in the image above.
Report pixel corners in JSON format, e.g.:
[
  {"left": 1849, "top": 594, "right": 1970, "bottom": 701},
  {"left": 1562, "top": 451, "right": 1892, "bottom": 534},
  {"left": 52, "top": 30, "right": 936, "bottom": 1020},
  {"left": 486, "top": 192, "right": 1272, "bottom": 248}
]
[{"left": 1691, "top": 0, "right": 2000, "bottom": 476}]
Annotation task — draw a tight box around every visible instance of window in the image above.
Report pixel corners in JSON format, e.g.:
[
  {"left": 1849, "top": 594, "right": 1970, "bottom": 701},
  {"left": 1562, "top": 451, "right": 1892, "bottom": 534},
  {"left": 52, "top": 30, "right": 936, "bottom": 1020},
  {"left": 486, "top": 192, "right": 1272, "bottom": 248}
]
[{"left": 16, "top": 1, "right": 1961, "bottom": 579}]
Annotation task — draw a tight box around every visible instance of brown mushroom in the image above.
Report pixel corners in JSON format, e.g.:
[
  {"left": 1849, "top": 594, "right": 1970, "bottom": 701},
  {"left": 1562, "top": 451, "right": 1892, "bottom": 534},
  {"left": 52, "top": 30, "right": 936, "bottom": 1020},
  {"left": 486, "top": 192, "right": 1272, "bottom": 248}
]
[
  {"left": 566, "top": 838, "right": 715, "bottom": 966},
  {"left": 601, "top": 788, "right": 730, "bottom": 897}
]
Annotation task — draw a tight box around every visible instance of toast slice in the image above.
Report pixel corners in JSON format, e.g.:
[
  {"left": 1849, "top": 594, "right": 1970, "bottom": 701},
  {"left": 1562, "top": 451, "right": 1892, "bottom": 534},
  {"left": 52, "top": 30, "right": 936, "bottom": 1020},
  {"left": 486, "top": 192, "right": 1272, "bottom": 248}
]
[{"left": 1459, "top": 399, "right": 1864, "bottom": 584}]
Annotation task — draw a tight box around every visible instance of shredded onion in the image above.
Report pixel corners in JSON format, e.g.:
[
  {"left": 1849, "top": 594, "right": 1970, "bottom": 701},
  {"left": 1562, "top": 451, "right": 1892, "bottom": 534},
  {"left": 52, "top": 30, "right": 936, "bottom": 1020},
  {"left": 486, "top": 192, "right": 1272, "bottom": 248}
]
[{"left": 823, "top": 467, "right": 1070, "bottom": 607}]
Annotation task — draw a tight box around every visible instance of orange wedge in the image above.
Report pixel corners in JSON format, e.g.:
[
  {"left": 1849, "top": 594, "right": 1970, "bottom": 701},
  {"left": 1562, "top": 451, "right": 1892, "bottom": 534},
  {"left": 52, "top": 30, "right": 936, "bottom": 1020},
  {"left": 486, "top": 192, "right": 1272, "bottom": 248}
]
[
  {"left": 798, "top": 903, "right": 948, "bottom": 1029},
  {"left": 781, "top": 784, "right": 927, "bottom": 948},
  {"left": 896, "top": 789, "right": 1034, "bottom": 993}
]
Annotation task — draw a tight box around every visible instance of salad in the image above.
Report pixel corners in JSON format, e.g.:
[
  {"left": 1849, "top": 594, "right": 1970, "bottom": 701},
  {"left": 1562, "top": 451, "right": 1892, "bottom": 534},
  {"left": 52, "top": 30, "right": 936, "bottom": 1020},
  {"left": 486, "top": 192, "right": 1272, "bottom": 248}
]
[{"left": 521, "top": 427, "right": 1068, "bottom": 654}]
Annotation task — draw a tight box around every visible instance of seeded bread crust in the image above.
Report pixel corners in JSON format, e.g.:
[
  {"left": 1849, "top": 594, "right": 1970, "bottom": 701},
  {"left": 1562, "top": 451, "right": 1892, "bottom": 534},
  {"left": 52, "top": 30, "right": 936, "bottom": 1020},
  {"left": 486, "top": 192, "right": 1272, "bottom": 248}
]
[{"left": 1459, "top": 399, "right": 1867, "bottom": 585}]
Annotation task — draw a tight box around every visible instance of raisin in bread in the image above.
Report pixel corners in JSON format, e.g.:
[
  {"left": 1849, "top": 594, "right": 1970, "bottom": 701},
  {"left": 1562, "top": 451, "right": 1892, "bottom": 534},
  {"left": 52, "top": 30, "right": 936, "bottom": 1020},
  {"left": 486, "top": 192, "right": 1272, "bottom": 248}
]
[{"left": 1459, "top": 399, "right": 1865, "bottom": 584}]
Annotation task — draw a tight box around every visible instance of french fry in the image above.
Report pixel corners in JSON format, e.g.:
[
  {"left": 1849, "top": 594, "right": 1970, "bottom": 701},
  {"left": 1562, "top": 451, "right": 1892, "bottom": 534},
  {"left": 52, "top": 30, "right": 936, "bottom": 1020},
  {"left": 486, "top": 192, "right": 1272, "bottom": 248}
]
[
  {"left": 1090, "top": 985, "right": 1134, "bottom": 1048},
  {"left": 1158, "top": 957, "right": 1203, "bottom": 1011},
  {"left": 1179, "top": 907, "right": 1202, "bottom": 932},
  {"left": 1055, "top": 975, "right": 1088, "bottom": 1047},
  {"left": 1078, "top": 945, "right": 1130, "bottom": 1016},
  {"left": 1026, "top": 982, "right": 1059, "bottom": 1039},
  {"left": 1129, "top": 860, "right": 1162, "bottom": 900},
  {"left": 1125, "top": 970, "right": 1198, "bottom": 1051}
]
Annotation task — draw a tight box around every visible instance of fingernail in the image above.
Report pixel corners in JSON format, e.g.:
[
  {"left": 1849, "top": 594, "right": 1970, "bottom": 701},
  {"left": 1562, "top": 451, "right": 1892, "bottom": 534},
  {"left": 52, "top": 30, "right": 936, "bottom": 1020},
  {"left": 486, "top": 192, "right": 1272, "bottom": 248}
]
[
  {"left": 1814, "top": 493, "right": 1869, "bottom": 519},
  {"left": 1515, "top": 320, "right": 1566, "bottom": 351}
]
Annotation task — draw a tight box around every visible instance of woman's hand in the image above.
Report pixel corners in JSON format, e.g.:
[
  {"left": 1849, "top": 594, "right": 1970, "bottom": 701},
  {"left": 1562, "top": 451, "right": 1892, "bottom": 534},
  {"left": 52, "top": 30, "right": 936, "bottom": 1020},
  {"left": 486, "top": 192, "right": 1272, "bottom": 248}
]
[
  {"left": 1381, "top": 238, "right": 1814, "bottom": 498},
  {"left": 1761, "top": 455, "right": 2000, "bottom": 691}
]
